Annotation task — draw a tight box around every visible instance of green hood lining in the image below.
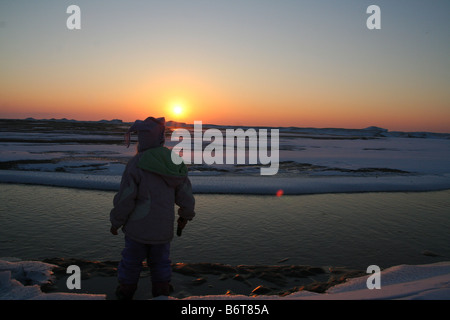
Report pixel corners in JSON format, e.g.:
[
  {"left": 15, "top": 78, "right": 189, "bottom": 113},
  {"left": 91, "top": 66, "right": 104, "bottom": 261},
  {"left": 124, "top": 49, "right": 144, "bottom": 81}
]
[{"left": 137, "top": 147, "right": 187, "bottom": 177}]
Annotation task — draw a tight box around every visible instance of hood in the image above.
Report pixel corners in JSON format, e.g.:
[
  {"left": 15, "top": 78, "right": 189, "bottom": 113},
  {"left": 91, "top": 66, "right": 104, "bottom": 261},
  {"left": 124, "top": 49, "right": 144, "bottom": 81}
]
[
  {"left": 137, "top": 147, "right": 188, "bottom": 186},
  {"left": 125, "top": 117, "right": 165, "bottom": 152}
]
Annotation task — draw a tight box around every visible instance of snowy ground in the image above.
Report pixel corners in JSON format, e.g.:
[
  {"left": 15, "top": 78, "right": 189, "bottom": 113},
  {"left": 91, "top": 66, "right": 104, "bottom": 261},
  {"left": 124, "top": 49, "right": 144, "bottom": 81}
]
[
  {"left": 1, "top": 118, "right": 449, "bottom": 195},
  {"left": 1, "top": 258, "right": 449, "bottom": 300}
]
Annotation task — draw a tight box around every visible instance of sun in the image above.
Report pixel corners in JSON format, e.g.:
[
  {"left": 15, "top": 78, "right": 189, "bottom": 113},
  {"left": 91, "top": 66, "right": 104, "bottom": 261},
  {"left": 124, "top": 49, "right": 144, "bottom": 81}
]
[
  {"left": 173, "top": 104, "right": 183, "bottom": 115},
  {"left": 167, "top": 99, "right": 189, "bottom": 120}
]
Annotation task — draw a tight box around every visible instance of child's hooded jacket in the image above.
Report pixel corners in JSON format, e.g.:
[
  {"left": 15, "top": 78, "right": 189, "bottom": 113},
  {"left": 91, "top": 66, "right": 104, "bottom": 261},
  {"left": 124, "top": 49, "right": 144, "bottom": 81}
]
[{"left": 110, "top": 122, "right": 195, "bottom": 244}]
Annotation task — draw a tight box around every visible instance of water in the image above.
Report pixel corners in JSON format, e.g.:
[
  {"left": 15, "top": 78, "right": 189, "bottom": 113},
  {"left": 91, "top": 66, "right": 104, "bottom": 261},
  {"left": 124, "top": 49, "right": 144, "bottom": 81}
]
[{"left": 1, "top": 183, "right": 449, "bottom": 269}]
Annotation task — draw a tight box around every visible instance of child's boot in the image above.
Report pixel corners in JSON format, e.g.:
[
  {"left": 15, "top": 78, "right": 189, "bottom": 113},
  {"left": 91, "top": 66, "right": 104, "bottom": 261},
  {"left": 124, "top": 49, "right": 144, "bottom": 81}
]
[
  {"left": 115, "top": 283, "right": 137, "bottom": 300},
  {"left": 151, "top": 281, "right": 173, "bottom": 297}
]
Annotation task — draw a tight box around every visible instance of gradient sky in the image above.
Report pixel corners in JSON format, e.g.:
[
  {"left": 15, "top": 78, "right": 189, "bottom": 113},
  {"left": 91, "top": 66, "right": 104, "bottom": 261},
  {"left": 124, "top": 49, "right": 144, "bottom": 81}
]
[{"left": 1, "top": 0, "right": 449, "bottom": 132}]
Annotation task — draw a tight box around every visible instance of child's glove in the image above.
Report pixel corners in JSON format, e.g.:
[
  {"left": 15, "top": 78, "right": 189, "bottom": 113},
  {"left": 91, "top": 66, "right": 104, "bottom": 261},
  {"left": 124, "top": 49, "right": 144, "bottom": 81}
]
[
  {"left": 177, "top": 217, "right": 188, "bottom": 236},
  {"left": 110, "top": 225, "right": 119, "bottom": 235}
]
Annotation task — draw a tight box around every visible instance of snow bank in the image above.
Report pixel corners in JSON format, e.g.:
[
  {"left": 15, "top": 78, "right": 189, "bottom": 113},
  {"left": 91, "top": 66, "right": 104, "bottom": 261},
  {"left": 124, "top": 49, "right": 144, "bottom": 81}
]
[
  {"left": 180, "top": 261, "right": 450, "bottom": 300},
  {"left": 0, "top": 170, "right": 121, "bottom": 191},
  {"left": 1, "top": 169, "right": 450, "bottom": 195},
  {"left": 321, "top": 261, "right": 450, "bottom": 300},
  {"left": 0, "top": 258, "right": 105, "bottom": 300},
  {"left": 190, "top": 174, "right": 450, "bottom": 195},
  {"left": 1, "top": 259, "right": 448, "bottom": 300}
]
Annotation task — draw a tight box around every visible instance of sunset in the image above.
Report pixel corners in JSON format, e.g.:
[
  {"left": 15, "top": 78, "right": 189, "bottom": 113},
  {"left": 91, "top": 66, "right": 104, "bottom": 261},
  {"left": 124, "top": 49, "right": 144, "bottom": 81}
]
[{"left": 1, "top": 0, "right": 449, "bottom": 132}]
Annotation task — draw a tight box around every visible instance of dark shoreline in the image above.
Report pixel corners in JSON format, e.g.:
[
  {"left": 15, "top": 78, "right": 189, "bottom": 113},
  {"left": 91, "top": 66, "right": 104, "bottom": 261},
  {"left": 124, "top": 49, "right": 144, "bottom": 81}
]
[{"left": 40, "top": 257, "right": 367, "bottom": 299}]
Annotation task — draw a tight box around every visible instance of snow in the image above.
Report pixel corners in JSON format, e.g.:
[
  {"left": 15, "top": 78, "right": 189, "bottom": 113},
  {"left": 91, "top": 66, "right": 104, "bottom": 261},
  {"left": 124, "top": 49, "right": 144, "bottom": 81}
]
[
  {"left": 1, "top": 120, "right": 449, "bottom": 195},
  {"left": 0, "top": 258, "right": 104, "bottom": 300},
  {"left": 1, "top": 170, "right": 450, "bottom": 195},
  {"left": 1, "top": 258, "right": 448, "bottom": 300}
]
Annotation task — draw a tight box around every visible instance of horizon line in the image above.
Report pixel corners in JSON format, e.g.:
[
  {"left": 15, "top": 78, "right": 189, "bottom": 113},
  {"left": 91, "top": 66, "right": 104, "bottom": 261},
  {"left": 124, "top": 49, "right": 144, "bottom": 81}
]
[{"left": 1, "top": 116, "right": 449, "bottom": 135}]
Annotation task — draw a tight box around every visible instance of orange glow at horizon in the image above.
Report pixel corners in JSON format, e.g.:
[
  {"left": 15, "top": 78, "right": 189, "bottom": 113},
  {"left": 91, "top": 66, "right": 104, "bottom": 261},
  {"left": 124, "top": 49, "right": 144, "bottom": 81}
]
[
  {"left": 1, "top": 69, "right": 449, "bottom": 132},
  {"left": 1, "top": 44, "right": 448, "bottom": 132},
  {"left": 2, "top": 95, "right": 449, "bottom": 133}
]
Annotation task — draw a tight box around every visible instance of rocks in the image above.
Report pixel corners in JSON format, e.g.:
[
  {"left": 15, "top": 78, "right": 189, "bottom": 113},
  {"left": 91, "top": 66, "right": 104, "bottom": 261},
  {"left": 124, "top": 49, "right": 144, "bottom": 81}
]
[
  {"left": 232, "top": 274, "right": 246, "bottom": 282},
  {"left": 251, "top": 285, "right": 273, "bottom": 295},
  {"left": 172, "top": 262, "right": 237, "bottom": 277},
  {"left": 40, "top": 257, "right": 366, "bottom": 298},
  {"left": 256, "top": 271, "right": 287, "bottom": 286},
  {"left": 192, "top": 277, "right": 207, "bottom": 286},
  {"left": 172, "top": 263, "right": 326, "bottom": 287},
  {"left": 171, "top": 262, "right": 334, "bottom": 296},
  {"left": 422, "top": 250, "right": 441, "bottom": 257},
  {"left": 42, "top": 258, "right": 117, "bottom": 279}
]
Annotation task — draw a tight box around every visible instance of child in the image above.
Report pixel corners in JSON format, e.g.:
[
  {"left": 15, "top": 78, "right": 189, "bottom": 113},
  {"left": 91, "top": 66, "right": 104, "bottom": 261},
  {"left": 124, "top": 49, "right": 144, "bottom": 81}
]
[{"left": 110, "top": 116, "right": 195, "bottom": 299}]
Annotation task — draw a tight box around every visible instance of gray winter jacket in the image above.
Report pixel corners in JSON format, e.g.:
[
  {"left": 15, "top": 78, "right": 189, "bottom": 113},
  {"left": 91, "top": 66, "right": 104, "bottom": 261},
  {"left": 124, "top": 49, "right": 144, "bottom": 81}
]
[{"left": 110, "top": 146, "right": 195, "bottom": 244}]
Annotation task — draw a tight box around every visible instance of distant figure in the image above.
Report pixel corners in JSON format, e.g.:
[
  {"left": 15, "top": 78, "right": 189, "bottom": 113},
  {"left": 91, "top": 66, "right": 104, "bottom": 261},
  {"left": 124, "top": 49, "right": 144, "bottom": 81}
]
[{"left": 110, "top": 116, "right": 195, "bottom": 299}]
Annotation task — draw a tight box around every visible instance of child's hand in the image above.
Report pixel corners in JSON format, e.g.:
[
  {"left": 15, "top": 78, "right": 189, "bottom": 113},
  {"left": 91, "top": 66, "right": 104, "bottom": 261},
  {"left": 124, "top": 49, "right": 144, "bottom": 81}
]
[
  {"left": 110, "top": 225, "right": 119, "bottom": 235},
  {"left": 177, "top": 217, "right": 188, "bottom": 236},
  {"left": 177, "top": 217, "right": 188, "bottom": 229}
]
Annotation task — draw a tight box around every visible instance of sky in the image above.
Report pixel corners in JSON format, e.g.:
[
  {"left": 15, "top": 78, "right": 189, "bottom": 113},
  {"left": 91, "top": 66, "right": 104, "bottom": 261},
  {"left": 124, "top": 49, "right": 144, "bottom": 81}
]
[{"left": 0, "top": 0, "right": 449, "bottom": 132}]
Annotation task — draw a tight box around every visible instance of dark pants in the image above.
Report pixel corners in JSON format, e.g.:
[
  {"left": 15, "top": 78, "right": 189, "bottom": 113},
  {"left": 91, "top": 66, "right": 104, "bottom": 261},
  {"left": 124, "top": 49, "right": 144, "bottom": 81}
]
[{"left": 118, "top": 236, "right": 172, "bottom": 285}]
